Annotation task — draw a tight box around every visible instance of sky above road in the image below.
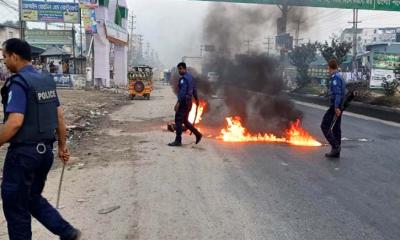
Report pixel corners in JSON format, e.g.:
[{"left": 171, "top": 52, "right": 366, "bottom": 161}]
[
  {"left": 2, "top": 0, "right": 400, "bottom": 67},
  {"left": 128, "top": 0, "right": 400, "bottom": 65},
  {"left": 128, "top": 0, "right": 400, "bottom": 67}
]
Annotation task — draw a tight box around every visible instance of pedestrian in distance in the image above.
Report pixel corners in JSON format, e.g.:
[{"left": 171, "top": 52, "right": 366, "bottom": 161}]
[
  {"left": 0, "top": 38, "right": 81, "bottom": 240},
  {"left": 168, "top": 62, "right": 202, "bottom": 147},
  {"left": 321, "top": 59, "right": 346, "bottom": 159}
]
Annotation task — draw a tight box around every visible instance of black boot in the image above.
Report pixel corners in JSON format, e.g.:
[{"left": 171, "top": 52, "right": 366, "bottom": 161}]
[
  {"left": 168, "top": 141, "right": 182, "bottom": 147},
  {"left": 71, "top": 229, "right": 82, "bottom": 240},
  {"left": 62, "top": 229, "right": 81, "bottom": 240},
  {"left": 325, "top": 146, "right": 341, "bottom": 158},
  {"left": 195, "top": 133, "right": 203, "bottom": 144}
]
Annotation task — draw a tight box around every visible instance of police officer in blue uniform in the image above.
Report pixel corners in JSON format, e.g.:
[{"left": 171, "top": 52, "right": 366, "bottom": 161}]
[
  {"left": 0, "top": 39, "right": 81, "bottom": 239},
  {"left": 169, "top": 62, "right": 202, "bottom": 146},
  {"left": 321, "top": 59, "right": 346, "bottom": 158}
]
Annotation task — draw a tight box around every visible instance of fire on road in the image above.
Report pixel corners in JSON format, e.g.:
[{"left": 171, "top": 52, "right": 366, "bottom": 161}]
[{"left": 188, "top": 101, "right": 322, "bottom": 147}]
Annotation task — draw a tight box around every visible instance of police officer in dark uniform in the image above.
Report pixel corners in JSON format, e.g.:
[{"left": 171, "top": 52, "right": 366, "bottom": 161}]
[
  {"left": 321, "top": 59, "right": 346, "bottom": 158},
  {"left": 0, "top": 39, "right": 81, "bottom": 239},
  {"left": 169, "top": 62, "right": 202, "bottom": 146}
]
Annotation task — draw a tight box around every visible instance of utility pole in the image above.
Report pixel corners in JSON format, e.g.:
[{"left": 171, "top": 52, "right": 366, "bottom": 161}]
[
  {"left": 44, "top": 0, "right": 48, "bottom": 31},
  {"left": 277, "top": 0, "right": 290, "bottom": 61},
  {"left": 146, "top": 42, "right": 150, "bottom": 60},
  {"left": 263, "top": 37, "right": 273, "bottom": 56},
  {"left": 18, "top": 0, "right": 25, "bottom": 40},
  {"left": 200, "top": 45, "right": 204, "bottom": 57},
  {"left": 277, "top": 0, "right": 289, "bottom": 34},
  {"left": 128, "top": 12, "right": 136, "bottom": 66},
  {"left": 79, "top": 8, "right": 83, "bottom": 74},
  {"left": 348, "top": 9, "right": 361, "bottom": 79},
  {"left": 137, "top": 34, "right": 143, "bottom": 59},
  {"left": 72, "top": 0, "right": 76, "bottom": 74},
  {"left": 244, "top": 39, "right": 252, "bottom": 55},
  {"left": 294, "top": 18, "right": 305, "bottom": 47},
  {"left": 72, "top": 27, "right": 76, "bottom": 73}
]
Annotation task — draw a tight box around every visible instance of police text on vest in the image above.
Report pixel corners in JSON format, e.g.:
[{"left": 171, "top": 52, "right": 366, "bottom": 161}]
[{"left": 37, "top": 90, "right": 57, "bottom": 101}]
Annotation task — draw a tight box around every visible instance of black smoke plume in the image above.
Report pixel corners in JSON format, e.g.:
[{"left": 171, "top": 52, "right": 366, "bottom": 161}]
[{"left": 200, "top": 3, "right": 306, "bottom": 133}]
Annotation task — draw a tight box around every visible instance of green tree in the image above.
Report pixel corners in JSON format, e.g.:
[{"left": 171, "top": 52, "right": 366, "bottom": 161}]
[
  {"left": 318, "top": 38, "right": 352, "bottom": 65},
  {"left": 288, "top": 42, "right": 318, "bottom": 88}
]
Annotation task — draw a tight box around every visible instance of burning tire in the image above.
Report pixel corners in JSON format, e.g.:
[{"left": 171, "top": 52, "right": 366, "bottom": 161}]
[{"left": 134, "top": 81, "right": 145, "bottom": 93}]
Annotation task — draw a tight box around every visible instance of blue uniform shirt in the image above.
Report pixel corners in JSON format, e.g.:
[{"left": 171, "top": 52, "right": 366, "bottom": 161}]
[
  {"left": 177, "top": 72, "right": 198, "bottom": 103},
  {"left": 329, "top": 71, "right": 346, "bottom": 108},
  {"left": 6, "top": 65, "right": 60, "bottom": 115}
]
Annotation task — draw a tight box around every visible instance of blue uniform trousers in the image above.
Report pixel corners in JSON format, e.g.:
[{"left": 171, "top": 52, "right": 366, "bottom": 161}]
[
  {"left": 1, "top": 144, "right": 76, "bottom": 240},
  {"left": 175, "top": 100, "right": 201, "bottom": 143},
  {"left": 321, "top": 106, "right": 342, "bottom": 149}
]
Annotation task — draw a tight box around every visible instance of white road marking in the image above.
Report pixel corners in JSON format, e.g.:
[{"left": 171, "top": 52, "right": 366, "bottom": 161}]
[{"left": 294, "top": 100, "right": 400, "bottom": 128}]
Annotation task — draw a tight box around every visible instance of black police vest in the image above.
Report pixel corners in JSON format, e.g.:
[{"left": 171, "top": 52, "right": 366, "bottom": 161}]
[{"left": 1, "top": 71, "right": 58, "bottom": 144}]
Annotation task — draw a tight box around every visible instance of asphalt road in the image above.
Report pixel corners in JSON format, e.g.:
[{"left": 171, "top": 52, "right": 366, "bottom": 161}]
[
  {"left": 2, "top": 85, "right": 398, "bottom": 240},
  {"left": 212, "top": 102, "right": 400, "bottom": 240},
  {"left": 72, "top": 85, "right": 398, "bottom": 240}
]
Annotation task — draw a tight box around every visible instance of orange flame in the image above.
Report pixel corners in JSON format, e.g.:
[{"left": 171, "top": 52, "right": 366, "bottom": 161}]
[
  {"left": 218, "top": 117, "right": 322, "bottom": 147},
  {"left": 188, "top": 100, "right": 207, "bottom": 124},
  {"left": 285, "top": 119, "right": 322, "bottom": 146}
]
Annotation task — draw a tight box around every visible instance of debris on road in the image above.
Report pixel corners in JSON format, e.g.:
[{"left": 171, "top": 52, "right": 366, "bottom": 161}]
[
  {"left": 341, "top": 137, "right": 373, "bottom": 142},
  {"left": 76, "top": 163, "right": 86, "bottom": 169},
  {"left": 98, "top": 206, "right": 121, "bottom": 215}
]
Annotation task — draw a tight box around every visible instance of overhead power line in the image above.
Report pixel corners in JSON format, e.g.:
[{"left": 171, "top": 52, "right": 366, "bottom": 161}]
[{"left": 0, "top": 0, "right": 18, "bottom": 11}]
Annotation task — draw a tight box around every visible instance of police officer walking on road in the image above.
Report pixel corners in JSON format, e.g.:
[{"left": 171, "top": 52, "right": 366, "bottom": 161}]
[
  {"left": 0, "top": 39, "right": 81, "bottom": 240},
  {"left": 169, "top": 62, "right": 202, "bottom": 147},
  {"left": 321, "top": 59, "right": 346, "bottom": 159}
]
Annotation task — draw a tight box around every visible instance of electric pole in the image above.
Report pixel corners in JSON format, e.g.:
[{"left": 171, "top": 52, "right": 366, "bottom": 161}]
[
  {"left": 294, "top": 18, "right": 305, "bottom": 46},
  {"left": 348, "top": 9, "right": 361, "bottom": 79},
  {"left": 200, "top": 45, "right": 204, "bottom": 57},
  {"left": 18, "top": 0, "right": 25, "bottom": 40},
  {"left": 277, "top": 0, "right": 290, "bottom": 61},
  {"left": 137, "top": 34, "right": 143, "bottom": 59},
  {"left": 128, "top": 12, "right": 136, "bottom": 66},
  {"left": 244, "top": 39, "right": 252, "bottom": 55},
  {"left": 263, "top": 37, "right": 273, "bottom": 56},
  {"left": 146, "top": 42, "right": 150, "bottom": 57},
  {"left": 277, "top": 0, "right": 289, "bottom": 34}
]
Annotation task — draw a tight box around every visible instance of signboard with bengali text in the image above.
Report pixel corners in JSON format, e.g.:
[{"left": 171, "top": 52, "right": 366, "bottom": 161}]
[
  {"left": 25, "top": 29, "right": 73, "bottom": 48},
  {"left": 370, "top": 68, "right": 395, "bottom": 88},
  {"left": 22, "top": 1, "right": 80, "bottom": 23},
  {"left": 373, "top": 52, "right": 400, "bottom": 70}
]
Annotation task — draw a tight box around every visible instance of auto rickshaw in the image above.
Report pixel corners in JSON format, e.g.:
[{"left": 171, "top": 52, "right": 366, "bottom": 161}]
[{"left": 128, "top": 66, "right": 153, "bottom": 100}]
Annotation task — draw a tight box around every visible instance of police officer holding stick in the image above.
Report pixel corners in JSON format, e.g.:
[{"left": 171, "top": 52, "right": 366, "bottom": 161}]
[
  {"left": 321, "top": 59, "right": 346, "bottom": 159},
  {"left": 0, "top": 39, "right": 81, "bottom": 240}
]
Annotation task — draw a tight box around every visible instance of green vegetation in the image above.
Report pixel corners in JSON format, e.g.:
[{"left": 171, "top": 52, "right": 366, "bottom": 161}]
[{"left": 288, "top": 42, "right": 318, "bottom": 88}]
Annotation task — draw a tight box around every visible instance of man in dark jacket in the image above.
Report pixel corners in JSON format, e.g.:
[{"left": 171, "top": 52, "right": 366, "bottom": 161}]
[
  {"left": 169, "top": 62, "right": 202, "bottom": 146},
  {"left": 321, "top": 59, "right": 346, "bottom": 158}
]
